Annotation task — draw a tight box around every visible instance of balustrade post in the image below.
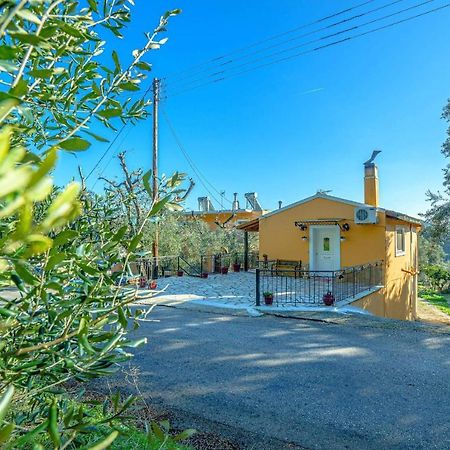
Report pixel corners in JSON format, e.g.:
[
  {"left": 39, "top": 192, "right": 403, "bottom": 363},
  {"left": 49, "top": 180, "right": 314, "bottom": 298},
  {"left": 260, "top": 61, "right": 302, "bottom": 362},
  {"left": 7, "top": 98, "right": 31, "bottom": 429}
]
[{"left": 256, "top": 269, "right": 261, "bottom": 306}]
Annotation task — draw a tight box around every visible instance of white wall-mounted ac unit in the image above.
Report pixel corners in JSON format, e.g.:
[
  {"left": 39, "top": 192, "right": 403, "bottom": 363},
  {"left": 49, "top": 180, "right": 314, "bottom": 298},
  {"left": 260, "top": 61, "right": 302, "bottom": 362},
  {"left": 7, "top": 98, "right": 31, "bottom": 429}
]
[{"left": 354, "top": 206, "right": 377, "bottom": 224}]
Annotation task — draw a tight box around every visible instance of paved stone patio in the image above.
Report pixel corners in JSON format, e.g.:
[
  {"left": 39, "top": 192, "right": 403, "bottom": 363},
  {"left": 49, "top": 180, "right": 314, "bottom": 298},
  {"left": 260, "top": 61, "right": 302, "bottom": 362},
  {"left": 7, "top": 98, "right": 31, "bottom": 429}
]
[
  {"left": 151, "top": 272, "right": 256, "bottom": 307},
  {"left": 133, "top": 271, "right": 378, "bottom": 315}
]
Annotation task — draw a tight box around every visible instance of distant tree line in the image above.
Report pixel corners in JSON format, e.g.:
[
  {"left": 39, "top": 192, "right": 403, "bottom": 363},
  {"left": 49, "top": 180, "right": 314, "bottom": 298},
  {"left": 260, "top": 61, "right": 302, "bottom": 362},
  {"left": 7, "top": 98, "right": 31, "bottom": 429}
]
[
  {"left": 421, "top": 98, "right": 450, "bottom": 292},
  {"left": 98, "top": 151, "right": 259, "bottom": 262}
]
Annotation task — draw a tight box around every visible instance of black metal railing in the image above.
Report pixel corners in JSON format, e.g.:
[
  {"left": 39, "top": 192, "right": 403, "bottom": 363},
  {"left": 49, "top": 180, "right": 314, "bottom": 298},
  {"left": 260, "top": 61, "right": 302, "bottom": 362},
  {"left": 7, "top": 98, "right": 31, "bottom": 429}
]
[
  {"left": 210, "top": 251, "right": 259, "bottom": 273},
  {"left": 135, "top": 255, "right": 179, "bottom": 279},
  {"left": 255, "top": 261, "right": 383, "bottom": 306},
  {"left": 134, "top": 251, "right": 260, "bottom": 279}
]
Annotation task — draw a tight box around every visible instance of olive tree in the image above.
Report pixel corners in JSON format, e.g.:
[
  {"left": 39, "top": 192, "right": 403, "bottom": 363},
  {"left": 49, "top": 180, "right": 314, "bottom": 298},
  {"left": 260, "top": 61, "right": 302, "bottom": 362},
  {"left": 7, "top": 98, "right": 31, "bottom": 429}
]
[
  {"left": 424, "top": 99, "right": 450, "bottom": 241},
  {"left": 0, "top": 1, "right": 185, "bottom": 447}
]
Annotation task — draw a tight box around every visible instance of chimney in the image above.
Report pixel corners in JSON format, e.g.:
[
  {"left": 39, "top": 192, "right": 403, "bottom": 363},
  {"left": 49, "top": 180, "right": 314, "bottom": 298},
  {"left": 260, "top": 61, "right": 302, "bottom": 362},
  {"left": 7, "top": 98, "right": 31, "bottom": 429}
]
[
  {"left": 278, "top": 200, "right": 283, "bottom": 209},
  {"left": 364, "top": 162, "right": 379, "bottom": 208},
  {"left": 363, "top": 150, "right": 381, "bottom": 207},
  {"left": 232, "top": 193, "right": 240, "bottom": 211}
]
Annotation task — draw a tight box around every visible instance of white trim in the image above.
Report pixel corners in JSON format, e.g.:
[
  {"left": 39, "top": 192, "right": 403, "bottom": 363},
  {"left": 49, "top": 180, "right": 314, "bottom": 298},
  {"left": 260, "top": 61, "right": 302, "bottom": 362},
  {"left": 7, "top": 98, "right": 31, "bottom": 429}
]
[
  {"left": 309, "top": 225, "right": 341, "bottom": 271},
  {"left": 261, "top": 192, "right": 384, "bottom": 220},
  {"left": 395, "top": 225, "right": 406, "bottom": 257}
]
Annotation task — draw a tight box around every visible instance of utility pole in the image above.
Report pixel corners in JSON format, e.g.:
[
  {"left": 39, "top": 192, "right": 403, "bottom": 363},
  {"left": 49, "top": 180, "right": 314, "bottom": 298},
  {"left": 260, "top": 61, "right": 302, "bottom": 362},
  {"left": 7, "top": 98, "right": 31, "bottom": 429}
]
[{"left": 152, "top": 78, "right": 160, "bottom": 278}]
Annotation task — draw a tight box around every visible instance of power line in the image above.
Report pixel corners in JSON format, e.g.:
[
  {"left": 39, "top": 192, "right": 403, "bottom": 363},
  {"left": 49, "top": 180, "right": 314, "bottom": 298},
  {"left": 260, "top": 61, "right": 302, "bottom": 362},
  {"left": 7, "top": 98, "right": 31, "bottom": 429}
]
[
  {"left": 86, "top": 0, "right": 449, "bottom": 193},
  {"left": 164, "top": 0, "right": 406, "bottom": 90},
  {"left": 85, "top": 81, "right": 154, "bottom": 183},
  {"left": 164, "top": 1, "right": 448, "bottom": 99},
  {"left": 161, "top": 107, "right": 233, "bottom": 207},
  {"left": 164, "top": 0, "right": 436, "bottom": 96},
  {"left": 85, "top": 122, "right": 128, "bottom": 182},
  {"left": 163, "top": 0, "right": 378, "bottom": 82},
  {"left": 90, "top": 126, "right": 134, "bottom": 189}
]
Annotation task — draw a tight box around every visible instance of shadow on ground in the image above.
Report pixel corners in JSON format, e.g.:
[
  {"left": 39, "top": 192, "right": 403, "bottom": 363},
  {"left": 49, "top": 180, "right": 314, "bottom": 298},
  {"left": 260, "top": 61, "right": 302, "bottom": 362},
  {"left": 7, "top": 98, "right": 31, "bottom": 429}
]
[{"left": 97, "top": 307, "right": 450, "bottom": 450}]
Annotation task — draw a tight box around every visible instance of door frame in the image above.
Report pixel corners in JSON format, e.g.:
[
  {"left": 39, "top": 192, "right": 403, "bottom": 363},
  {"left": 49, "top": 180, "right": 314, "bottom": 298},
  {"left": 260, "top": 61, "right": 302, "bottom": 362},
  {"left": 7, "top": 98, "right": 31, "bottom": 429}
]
[{"left": 309, "top": 225, "right": 341, "bottom": 271}]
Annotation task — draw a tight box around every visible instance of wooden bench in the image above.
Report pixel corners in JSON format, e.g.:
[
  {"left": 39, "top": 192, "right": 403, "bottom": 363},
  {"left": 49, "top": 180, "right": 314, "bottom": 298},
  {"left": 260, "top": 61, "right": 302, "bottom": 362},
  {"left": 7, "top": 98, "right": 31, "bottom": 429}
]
[{"left": 272, "top": 259, "right": 302, "bottom": 276}]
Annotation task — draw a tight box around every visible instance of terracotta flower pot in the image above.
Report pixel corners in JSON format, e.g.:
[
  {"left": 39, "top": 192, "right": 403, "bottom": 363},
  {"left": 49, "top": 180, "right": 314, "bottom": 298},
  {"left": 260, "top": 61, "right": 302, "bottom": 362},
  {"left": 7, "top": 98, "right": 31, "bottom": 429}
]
[
  {"left": 323, "top": 291, "right": 335, "bottom": 306},
  {"left": 149, "top": 280, "right": 157, "bottom": 290},
  {"left": 221, "top": 267, "right": 229, "bottom": 275},
  {"left": 264, "top": 295, "right": 273, "bottom": 306},
  {"left": 139, "top": 277, "right": 147, "bottom": 288},
  {"left": 201, "top": 272, "right": 209, "bottom": 279},
  {"left": 232, "top": 263, "right": 241, "bottom": 273},
  {"left": 177, "top": 270, "right": 184, "bottom": 277}
]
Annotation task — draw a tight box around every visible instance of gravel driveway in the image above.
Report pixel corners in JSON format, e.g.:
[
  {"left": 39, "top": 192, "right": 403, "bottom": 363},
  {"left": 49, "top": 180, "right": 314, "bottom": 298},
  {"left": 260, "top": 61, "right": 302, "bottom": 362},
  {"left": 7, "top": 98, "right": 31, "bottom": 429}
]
[{"left": 106, "top": 307, "right": 450, "bottom": 450}]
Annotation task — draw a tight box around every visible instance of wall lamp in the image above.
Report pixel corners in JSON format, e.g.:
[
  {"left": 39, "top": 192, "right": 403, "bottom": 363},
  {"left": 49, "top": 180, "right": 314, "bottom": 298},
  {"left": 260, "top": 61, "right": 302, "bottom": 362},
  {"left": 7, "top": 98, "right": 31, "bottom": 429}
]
[
  {"left": 301, "top": 236, "right": 308, "bottom": 241},
  {"left": 294, "top": 222, "right": 308, "bottom": 231},
  {"left": 338, "top": 223, "right": 350, "bottom": 232}
]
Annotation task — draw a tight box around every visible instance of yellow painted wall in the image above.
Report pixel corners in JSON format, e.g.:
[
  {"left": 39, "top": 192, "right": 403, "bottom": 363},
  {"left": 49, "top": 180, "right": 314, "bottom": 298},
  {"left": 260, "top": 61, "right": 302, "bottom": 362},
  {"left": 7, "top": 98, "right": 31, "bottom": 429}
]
[
  {"left": 353, "top": 288, "right": 385, "bottom": 317},
  {"left": 259, "top": 197, "right": 386, "bottom": 268},
  {"left": 258, "top": 196, "right": 420, "bottom": 320},
  {"left": 381, "top": 218, "right": 419, "bottom": 320}
]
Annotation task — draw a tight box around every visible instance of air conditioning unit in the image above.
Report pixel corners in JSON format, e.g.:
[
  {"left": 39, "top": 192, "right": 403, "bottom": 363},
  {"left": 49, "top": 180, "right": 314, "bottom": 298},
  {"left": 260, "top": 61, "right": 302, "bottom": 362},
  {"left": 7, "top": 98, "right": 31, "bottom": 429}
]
[{"left": 354, "top": 206, "right": 377, "bottom": 224}]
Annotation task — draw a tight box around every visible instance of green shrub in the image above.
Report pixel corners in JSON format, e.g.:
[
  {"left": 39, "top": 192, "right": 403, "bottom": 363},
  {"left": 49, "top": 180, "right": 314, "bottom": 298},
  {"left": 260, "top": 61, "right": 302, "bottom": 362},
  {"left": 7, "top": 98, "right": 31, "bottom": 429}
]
[{"left": 422, "top": 264, "right": 450, "bottom": 292}]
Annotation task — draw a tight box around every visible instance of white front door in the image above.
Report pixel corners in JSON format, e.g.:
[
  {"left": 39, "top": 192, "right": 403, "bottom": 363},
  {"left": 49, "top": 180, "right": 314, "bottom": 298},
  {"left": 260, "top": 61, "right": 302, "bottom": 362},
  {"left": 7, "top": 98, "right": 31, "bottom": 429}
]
[{"left": 311, "top": 226, "right": 340, "bottom": 272}]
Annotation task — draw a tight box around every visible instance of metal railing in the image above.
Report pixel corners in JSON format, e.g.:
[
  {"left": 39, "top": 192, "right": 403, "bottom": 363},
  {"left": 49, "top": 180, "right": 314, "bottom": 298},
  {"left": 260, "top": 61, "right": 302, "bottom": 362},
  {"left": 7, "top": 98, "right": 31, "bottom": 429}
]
[
  {"left": 135, "top": 251, "right": 260, "bottom": 279},
  {"left": 210, "top": 251, "right": 259, "bottom": 273},
  {"left": 255, "top": 261, "right": 383, "bottom": 306},
  {"left": 135, "top": 255, "right": 178, "bottom": 279}
]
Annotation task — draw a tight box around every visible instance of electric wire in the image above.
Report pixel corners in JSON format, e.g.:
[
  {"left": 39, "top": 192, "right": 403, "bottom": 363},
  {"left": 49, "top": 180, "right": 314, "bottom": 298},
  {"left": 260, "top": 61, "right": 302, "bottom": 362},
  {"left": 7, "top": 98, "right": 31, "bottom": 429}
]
[
  {"left": 86, "top": 1, "right": 449, "bottom": 189},
  {"left": 164, "top": 0, "right": 407, "bottom": 90},
  {"left": 164, "top": 1, "right": 449, "bottom": 99},
  {"left": 161, "top": 107, "right": 233, "bottom": 207},
  {"left": 85, "top": 81, "right": 154, "bottom": 183},
  {"left": 164, "top": 0, "right": 437, "bottom": 96},
  {"left": 90, "top": 125, "right": 134, "bottom": 189},
  {"left": 163, "top": 0, "right": 378, "bottom": 82},
  {"left": 85, "top": 122, "right": 128, "bottom": 182}
]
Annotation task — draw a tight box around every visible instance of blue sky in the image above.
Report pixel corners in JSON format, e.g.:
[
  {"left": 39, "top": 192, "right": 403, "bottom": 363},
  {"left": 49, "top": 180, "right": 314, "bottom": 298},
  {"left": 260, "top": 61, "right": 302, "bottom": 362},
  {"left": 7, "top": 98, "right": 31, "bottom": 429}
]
[{"left": 54, "top": 0, "right": 450, "bottom": 216}]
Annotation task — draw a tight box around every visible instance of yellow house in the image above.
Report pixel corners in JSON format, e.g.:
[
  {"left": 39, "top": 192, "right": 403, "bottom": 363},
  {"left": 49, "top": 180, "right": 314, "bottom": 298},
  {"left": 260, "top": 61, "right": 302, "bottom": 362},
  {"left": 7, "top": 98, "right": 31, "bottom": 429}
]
[{"left": 240, "top": 156, "right": 421, "bottom": 321}]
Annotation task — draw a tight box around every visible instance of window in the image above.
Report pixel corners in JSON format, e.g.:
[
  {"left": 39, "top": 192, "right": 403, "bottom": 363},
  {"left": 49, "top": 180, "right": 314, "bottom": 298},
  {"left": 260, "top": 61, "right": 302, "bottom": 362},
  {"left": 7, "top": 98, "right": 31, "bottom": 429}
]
[
  {"left": 395, "top": 226, "right": 406, "bottom": 256},
  {"left": 323, "top": 237, "right": 330, "bottom": 251}
]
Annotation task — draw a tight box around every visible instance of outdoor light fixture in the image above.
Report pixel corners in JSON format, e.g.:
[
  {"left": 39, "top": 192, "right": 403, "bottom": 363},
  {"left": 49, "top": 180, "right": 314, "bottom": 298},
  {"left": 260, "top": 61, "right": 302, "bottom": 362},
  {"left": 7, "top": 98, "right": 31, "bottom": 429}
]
[
  {"left": 302, "top": 236, "right": 308, "bottom": 241},
  {"left": 294, "top": 221, "right": 308, "bottom": 231},
  {"left": 339, "top": 223, "right": 350, "bottom": 232},
  {"left": 340, "top": 236, "right": 346, "bottom": 242}
]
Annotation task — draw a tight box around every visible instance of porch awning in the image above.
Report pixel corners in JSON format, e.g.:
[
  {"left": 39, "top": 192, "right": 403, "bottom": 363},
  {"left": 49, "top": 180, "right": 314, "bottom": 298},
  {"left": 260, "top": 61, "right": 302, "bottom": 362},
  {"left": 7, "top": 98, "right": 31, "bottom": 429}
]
[
  {"left": 294, "top": 218, "right": 346, "bottom": 227},
  {"left": 237, "top": 218, "right": 260, "bottom": 232}
]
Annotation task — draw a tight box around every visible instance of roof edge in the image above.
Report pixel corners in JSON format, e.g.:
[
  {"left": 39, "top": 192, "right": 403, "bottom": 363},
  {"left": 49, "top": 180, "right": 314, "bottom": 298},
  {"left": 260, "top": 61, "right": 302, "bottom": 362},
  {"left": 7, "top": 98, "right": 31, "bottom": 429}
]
[
  {"left": 261, "top": 193, "right": 384, "bottom": 220},
  {"left": 385, "top": 210, "right": 422, "bottom": 226}
]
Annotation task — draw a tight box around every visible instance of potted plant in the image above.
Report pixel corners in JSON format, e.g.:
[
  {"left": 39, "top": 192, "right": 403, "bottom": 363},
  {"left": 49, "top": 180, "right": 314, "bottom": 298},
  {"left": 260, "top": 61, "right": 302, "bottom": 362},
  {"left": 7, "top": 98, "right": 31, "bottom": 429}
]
[
  {"left": 201, "top": 272, "right": 209, "bottom": 279},
  {"left": 149, "top": 280, "right": 157, "bottom": 290},
  {"left": 263, "top": 292, "right": 274, "bottom": 305},
  {"left": 177, "top": 270, "right": 184, "bottom": 277},
  {"left": 221, "top": 266, "right": 229, "bottom": 275},
  {"left": 232, "top": 260, "right": 241, "bottom": 272},
  {"left": 323, "top": 291, "right": 335, "bottom": 306},
  {"left": 139, "top": 276, "right": 147, "bottom": 288}
]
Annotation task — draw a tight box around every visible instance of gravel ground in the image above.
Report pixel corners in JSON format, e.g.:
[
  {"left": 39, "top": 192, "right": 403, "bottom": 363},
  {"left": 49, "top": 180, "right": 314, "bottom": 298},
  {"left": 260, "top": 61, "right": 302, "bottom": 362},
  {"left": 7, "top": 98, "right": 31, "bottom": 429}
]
[
  {"left": 96, "top": 306, "right": 450, "bottom": 450},
  {"left": 417, "top": 298, "right": 450, "bottom": 325}
]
